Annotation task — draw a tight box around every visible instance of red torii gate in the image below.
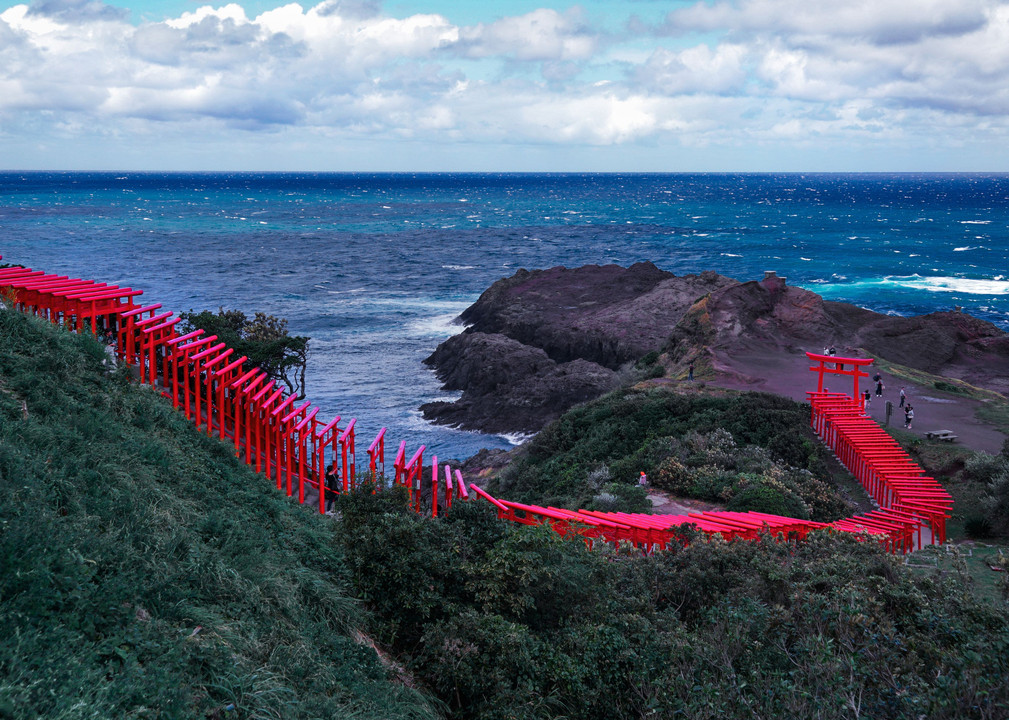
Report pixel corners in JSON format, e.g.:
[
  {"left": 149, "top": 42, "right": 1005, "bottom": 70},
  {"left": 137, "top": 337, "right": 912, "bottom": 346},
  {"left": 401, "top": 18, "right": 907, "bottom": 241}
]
[{"left": 806, "top": 351, "right": 873, "bottom": 398}]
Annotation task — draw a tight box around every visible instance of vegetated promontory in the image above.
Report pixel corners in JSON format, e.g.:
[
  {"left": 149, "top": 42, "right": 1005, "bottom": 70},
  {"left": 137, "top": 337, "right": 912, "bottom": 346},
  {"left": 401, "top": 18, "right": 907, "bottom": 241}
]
[{"left": 421, "top": 263, "right": 1009, "bottom": 444}]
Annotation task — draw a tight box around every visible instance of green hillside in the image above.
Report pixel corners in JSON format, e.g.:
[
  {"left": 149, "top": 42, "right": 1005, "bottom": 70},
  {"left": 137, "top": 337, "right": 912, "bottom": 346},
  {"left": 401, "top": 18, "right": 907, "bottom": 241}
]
[{"left": 0, "top": 309, "right": 435, "bottom": 719}]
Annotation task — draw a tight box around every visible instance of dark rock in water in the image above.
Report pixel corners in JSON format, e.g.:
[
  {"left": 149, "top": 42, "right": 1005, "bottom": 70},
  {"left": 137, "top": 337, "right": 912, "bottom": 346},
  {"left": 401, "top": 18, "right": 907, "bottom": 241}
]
[
  {"left": 422, "top": 263, "right": 735, "bottom": 434},
  {"left": 421, "top": 332, "right": 617, "bottom": 434},
  {"left": 460, "top": 447, "right": 516, "bottom": 481}
]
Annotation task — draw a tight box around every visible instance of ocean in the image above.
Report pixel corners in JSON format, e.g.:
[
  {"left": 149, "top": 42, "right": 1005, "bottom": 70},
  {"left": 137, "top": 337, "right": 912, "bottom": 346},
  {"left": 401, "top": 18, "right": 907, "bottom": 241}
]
[{"left": 1, "top": 172, "right": 1006, "bottom": 459}]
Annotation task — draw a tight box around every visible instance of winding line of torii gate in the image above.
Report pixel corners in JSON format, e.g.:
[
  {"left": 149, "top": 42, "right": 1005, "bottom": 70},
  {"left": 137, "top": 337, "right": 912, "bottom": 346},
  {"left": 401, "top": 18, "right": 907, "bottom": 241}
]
[{"left": 0, "top": 259, "right": 951, "bottom": 553}]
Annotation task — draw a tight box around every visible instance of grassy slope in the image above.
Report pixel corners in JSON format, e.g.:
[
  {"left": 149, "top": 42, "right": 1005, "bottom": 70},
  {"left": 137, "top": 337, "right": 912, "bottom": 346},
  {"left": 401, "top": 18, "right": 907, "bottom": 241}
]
[
  {"left": 0, "top": 309, "right": 436, "bottom": 720},
  {"left": 865, "top": 351, "right": 1009, "bottom": 434}
]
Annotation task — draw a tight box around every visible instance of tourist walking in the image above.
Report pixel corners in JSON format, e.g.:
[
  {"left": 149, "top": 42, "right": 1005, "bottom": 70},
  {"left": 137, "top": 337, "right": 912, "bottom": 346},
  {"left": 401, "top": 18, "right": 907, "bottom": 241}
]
[
  {"left": 864, "top": 389, "right": 871, "bottom": 408},
  {"left": 876, "top": 380, "right": 884, "bottom": 397},
  {"left": 899, "top": 387, "right": 906, "bottom": 408},
  {"left": 904, "top": 405, "right": 914, "bottom": 429}
]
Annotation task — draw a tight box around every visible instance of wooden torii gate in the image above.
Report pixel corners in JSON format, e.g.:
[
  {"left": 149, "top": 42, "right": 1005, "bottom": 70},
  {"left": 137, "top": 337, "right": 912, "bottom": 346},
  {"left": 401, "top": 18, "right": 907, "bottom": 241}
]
[{"left": 806, "top": 351, "right": 873, "bottom": 399}]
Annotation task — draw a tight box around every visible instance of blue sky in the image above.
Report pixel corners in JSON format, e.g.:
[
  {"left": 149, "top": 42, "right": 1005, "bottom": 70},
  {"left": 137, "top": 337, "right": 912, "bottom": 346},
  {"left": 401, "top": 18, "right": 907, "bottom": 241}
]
[{"left": 2, "top": 0, "right": 1009, "bottom": 171}]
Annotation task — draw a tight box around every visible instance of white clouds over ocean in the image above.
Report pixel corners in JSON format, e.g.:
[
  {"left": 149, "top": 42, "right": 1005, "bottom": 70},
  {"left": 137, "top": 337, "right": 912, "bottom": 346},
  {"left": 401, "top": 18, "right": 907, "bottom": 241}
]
[{"left": 3, "top": 0, "right": 1009, "bottom": 169}]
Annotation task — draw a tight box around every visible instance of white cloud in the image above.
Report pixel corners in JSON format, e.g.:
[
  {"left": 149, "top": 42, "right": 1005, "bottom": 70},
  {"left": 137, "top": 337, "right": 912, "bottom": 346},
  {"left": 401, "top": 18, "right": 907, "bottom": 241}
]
[
  {"left": 666, "top": 0, "right": 990, "bottom": 45},
  {"left": 457, "top": 8, "right": 597, "bottom": 61},
  {"left": 2, "top": 0, "right": 1009, "bottom": 168},
  {"left": 636, "top": 44, "right": 747, "bottom": 95}
]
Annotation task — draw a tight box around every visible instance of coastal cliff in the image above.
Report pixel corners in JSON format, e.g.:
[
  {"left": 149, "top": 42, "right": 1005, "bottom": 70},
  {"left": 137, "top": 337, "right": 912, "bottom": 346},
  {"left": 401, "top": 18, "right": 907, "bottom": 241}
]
[
  {"left": 420, "top": 262, "right": 736, "bottom": 432},
  {"left": 422, "top": 264, "right": 1009, "bottom": 436}
]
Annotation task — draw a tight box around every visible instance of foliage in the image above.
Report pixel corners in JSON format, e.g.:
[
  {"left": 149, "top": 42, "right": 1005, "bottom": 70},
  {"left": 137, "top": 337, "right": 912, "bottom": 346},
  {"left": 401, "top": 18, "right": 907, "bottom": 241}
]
[
  {"left": 969, "top": 453, "right": 1009, "bottom": 537},
  {"left": 335, "top": 489, "right": 1009, "bottom": 720},
  {"left": 905, "top": 440, "right": 1009, "bottom": 541},
  {"left": 0, "top": 310, "right": 435, "bottom": 720},
  {"left": 492, "top": 386, "right": 850, "bottom": 520},
  {"left": 179, "top": 308, "right": 309, "bottom": 398}
]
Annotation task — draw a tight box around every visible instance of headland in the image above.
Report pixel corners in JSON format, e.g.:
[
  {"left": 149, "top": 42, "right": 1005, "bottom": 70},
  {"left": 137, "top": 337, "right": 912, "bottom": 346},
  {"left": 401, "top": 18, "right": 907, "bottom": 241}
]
[{"left": 423, "top": 263, "right": 1009, "bottom": 453}]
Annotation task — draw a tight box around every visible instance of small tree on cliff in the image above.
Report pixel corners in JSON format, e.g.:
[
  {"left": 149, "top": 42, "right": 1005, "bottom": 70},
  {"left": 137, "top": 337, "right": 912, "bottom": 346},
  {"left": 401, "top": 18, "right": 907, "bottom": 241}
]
[{"left": 179, "top": 308, "right": 309, "bottom": 399}]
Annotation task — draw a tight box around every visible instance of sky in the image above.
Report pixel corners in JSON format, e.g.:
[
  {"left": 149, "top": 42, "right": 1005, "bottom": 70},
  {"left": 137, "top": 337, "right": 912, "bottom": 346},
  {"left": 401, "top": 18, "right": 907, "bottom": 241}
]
[{"left": 2, "top": 0, "right": 1009, "bottom": 171}]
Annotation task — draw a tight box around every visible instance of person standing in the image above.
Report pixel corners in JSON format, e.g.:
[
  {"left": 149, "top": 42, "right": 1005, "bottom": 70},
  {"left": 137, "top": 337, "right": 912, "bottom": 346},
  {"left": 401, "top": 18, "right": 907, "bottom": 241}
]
[
  {"left": 876, "top": 379, "right": 884, "bottom": 397},
  {"left": 904, "top": 405, "right": 914, "bottom": 429},
  {"left": 899, "top": 387, "right": 906, "bottom": 408},
  {"left": 639, "top": 471, "right": 648, "bottom": 488},
  {"left": 688, "top": 363, "right": 694, "bottom": 381},
  {"left": 324, "top": 461, "right": 339, "bottom": 514}
]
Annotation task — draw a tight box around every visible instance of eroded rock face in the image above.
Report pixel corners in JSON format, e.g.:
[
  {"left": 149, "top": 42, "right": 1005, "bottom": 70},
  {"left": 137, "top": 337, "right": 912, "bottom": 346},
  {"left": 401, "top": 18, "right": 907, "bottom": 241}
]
[
  {"left": 420, "top": 333, "right": 617, "bottom": 434},
  {"left": 458, "top": 262, "right": 736, "bottom": 369},
  {"left": 670, "top": 276, "right": 1009, "bottom": 395},
  {"left": 422, "top": 263, "right": 735, "bottom": 433}
]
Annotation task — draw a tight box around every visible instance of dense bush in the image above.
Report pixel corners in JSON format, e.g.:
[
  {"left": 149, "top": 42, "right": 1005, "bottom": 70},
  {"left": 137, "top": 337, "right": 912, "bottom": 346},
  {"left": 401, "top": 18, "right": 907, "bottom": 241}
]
[
  {"left": 335, "top": 488, "right": 1009, "bottom": 720},
  {"left": 0, "top": 310, "right": 433, "bottom": 719},
  {"left": 963, "top": 452, "right": 1009, "bottom": 537},
  {"left": 492, "top": 386, "right": 849, "bottom": 519}
]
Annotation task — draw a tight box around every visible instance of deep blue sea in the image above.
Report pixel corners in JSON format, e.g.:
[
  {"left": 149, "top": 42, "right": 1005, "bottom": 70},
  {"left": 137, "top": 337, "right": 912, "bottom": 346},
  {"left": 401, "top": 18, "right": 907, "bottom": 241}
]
[{"left": 2, "top": 173, "right": 1007, "bottom": 459}]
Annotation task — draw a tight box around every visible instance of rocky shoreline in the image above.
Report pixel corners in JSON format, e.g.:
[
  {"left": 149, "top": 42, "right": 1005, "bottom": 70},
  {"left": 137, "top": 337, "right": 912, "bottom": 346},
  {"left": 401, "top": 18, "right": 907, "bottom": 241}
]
[{"left": 422, "top": 263, "right": 1009, "bottom": 441}]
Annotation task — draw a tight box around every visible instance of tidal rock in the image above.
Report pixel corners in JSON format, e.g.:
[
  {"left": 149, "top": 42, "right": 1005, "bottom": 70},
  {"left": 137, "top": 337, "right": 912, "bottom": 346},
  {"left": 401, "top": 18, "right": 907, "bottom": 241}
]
[{"left": 421, "top": 332, "right": 616, "bottom": 434}]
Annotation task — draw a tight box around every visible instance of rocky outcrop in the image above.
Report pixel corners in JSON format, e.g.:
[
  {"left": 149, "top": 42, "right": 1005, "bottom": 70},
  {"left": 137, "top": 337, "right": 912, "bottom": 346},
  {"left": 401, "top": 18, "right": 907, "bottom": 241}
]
[
  {"left": 668, "top": 272, "right": 1009, "bottom": 395},
  {"left": 457, "top": 262, "right": 737, "bottom": 369},
  {"left": 420, "top": 332, "right": 617, "bottom": 434},
  {"left": 422, "top": 264, "right": 1009, "bottom": 435},
  {"left": 422, "top": 263, "right": 736, "bottom": 433}
]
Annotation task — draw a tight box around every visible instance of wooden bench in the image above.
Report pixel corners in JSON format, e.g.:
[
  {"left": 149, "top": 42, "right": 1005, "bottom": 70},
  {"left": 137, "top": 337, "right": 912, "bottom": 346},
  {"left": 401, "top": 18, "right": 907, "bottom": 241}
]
[{"left": 925, "top": 430, "right": 958, "bottom": 442}]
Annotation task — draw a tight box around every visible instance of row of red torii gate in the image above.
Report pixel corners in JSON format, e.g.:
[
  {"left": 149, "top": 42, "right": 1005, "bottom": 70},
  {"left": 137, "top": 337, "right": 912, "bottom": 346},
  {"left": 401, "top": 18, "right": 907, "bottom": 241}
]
[{"left": 0, "top": 259, "right": 951, "bottom": 553}]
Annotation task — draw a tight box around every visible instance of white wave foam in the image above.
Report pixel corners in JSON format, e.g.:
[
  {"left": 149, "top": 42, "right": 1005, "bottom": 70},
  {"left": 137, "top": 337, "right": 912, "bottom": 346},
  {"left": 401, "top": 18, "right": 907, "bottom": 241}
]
[
  {"left": 498, "top": 431, "right": 535, "bottom": 446},
  {"left": 953, "top": 246, "right": 976, "bottom": 252},
  {"left": 720, "top": 253, "right": 742, "bottom": 257},
  {"left": 407, "top": 312, "right": 466, "bottom": 337},
  {"left": 961, "top": 220, "right": 991, "bottom": 225},
  {"left": 442, "top": 264, "right": 475, "bottom": 270},
  {"left": 806, "top": 274, "right": 1009, "bottom": 296},
  {"left": 889, "top": 275, "right": 1009, "bottom": 295}
]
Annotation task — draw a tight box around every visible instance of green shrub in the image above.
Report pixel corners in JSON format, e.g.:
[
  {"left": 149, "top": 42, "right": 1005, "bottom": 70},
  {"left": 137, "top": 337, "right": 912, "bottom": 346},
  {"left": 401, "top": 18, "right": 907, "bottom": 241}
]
[
  {"left": 492, "top": 387, "right": 850, "bottom": 518},
  {"left": 636, "top": 350, "right": 660, "bottom": 367},
  {"left": 934, "top": 380, "right": 966, "bottom": 394},
  {"left": 727, "top": 478, "right": 809, "bottom": 518},
  {"left": 333, "top": 496, "right": 1009, "bottom": 720}
]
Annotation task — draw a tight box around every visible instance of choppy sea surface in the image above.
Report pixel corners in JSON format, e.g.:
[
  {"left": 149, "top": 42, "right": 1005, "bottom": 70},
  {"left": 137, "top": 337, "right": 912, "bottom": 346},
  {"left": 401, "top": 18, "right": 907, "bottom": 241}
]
[{"left": 1, "top": 173, "right": 1007, "bottom": 459}]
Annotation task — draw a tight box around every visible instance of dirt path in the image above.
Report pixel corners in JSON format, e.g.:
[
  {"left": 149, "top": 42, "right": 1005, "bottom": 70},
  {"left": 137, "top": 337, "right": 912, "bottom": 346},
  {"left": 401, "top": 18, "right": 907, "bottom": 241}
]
[
  {"left": 646, "top": 488, "right": 723, "bottom": 515},
  {"left": 704, "top": 345, "right": 1006, "bottom": 454}
]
